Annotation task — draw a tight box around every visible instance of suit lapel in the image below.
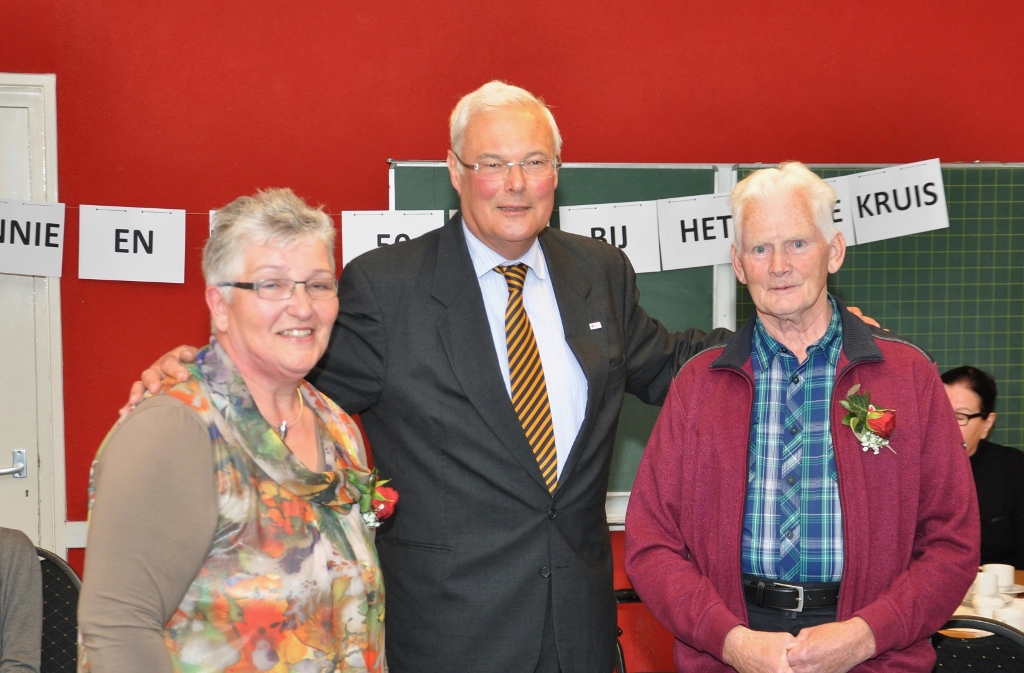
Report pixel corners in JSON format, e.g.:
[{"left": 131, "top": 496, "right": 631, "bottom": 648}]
[
  {"left": 539, "top": 232, "right": 610, "bottom": 489},
  {"left": 432, "top": 214, "right": 551, "bottom": 492}
]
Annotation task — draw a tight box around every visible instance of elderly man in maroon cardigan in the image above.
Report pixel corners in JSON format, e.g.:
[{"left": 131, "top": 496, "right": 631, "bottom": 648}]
[{"left": 625, "top": 162, "right": 978, "bottom": 673}]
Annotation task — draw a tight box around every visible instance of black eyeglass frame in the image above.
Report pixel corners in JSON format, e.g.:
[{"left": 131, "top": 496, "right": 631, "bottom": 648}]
[{"left": 955, "top": 411, "right": 986, "bottom": 426}]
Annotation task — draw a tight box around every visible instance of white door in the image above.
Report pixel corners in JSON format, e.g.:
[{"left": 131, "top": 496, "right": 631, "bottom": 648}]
[{"left": 0, "top": 73, "right": 67, "bottom": 555}]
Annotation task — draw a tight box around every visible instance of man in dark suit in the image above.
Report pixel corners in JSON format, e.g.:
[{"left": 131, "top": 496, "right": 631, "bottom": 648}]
[
  {"left": 133, "top": 81, "right": 725, "bottom": 673},
  {"left": 313, "top": 81, "right": 728, "bottom": 673}
]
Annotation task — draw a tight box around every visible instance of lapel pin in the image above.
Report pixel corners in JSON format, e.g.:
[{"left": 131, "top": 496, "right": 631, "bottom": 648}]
[{"left": 589, "top": 322, "right": 602, "bottom": 330}]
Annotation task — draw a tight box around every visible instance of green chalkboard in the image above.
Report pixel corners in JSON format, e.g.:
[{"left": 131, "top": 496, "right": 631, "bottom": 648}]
[
  {"left": 391, "top": 162, "right": 718, "bottom": 490},
  {"left": 736, "top": 165, "right": 1024, "bottom": 450}
]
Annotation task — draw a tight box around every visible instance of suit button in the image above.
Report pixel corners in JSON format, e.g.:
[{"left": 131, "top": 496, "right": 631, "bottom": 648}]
[
  {"left": 540, "top": 566, "right": 551, "bottom": 578},
  {"left": 548, "top": 508, "right": 557, "bottom": 520}
]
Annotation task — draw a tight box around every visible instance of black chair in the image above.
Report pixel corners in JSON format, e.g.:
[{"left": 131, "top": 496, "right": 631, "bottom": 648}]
[
  {"left": 614, "top": 628, "right": 626, "bottom": 673},
  {"left": 615, "top": 588, "right": 639, "bottom": 673},
  {"left": 614, "top": 587, "right": 676, "bottom": 673},
  {"left": 932, "top": 616, "right": 1024, "bottom": 671},
  {"left": 36, "top": 548, "right": 81, "bottom": 673}
]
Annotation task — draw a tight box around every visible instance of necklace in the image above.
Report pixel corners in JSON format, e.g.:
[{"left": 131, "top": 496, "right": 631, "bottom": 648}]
[{"left": 276, "top": 389, "right": 305, "bottom": 440}]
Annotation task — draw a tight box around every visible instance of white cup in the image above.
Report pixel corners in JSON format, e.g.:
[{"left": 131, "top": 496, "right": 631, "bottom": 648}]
[
  {"left": 974, "top": 571, "right": 1000, "bottom": 596},
  {"left": 973, "top": 594, "right": 1005, "bottom": 618},
  {"left": 993, "top": 607, "right": 1024, "bottom": 631},
  {"left": 982, "top": 563, "right": 1016, "bottom": 589}
]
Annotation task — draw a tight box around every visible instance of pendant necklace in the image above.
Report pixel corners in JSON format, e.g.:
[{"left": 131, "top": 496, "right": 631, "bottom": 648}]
[{"left": 276, "top": 389, "right": 305, "bottom": 440}]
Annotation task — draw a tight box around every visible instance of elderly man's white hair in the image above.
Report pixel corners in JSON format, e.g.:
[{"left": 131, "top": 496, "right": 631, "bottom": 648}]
[
  {"left": 449, "top": 80, "right": 563, "bottom": 160},
  {"left": 729, "top": 162, "right": 838, "bottom": 248}
]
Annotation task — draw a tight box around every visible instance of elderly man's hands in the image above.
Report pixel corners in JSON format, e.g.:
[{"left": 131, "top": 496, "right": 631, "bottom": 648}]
[
  {"left": 722, "top": 625, "right": 797, "bottom": 673},
  {"left": 119, "top": 345, "right": 200, "bottom": 416},
  {"left": 787, "top": 617, "right": 876, "bottom": 673}
]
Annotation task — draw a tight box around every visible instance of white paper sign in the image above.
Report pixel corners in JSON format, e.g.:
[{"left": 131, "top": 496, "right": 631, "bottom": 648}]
[
  {"left": 657, "top": 193, "right": 735, "bottom": 270},
  {"left": 78, "top": 205, "right": 186, "bottom": 283},
  {"left": 341, "top": 210, "right": 445, "bottom": 266},
  {"left": 824, "top": 176, "right": 857, "bottom": 246},
  {"left": 558, "top": 201, "right": 661, "bottom": 273},
  {"left": 0, "top": 199, "right": 65, "bottom": 277},
  {"left": 847, "top": 159, "right": 948, "bottom": 244}
]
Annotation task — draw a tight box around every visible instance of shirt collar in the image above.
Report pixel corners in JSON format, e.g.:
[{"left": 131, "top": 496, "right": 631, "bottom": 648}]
[
  {"left": 752, "top": 295, "right": 843, "bottom": 369},
  {"left": 462, "top": 219, "right": 548, "bottom": 281}
]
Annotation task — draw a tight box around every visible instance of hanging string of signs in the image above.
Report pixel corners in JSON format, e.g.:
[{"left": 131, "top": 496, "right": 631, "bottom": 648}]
[
  {"left": 561, "top": 159, "right": 947, "bottom": 272},
  {"left": 0, "top": 159, "right": 947, "bottom": 282}
]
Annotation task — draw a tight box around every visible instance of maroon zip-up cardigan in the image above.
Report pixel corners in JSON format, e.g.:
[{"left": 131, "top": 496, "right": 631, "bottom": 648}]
[{"left": 625, "top": 302, "right": 979, "bottom": 672}]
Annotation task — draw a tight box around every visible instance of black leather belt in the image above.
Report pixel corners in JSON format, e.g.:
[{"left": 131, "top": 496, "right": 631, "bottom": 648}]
[{"left": 742, "top": 576, "right": 840, "bottom": 612}]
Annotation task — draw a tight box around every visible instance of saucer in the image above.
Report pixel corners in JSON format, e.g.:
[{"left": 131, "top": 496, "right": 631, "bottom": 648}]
[
  {"left": 999, "top": 584, "right": 1024, "bottom": 595},
  {"left": 964, "top": 590, "right": 1016, "bottom": 606}
]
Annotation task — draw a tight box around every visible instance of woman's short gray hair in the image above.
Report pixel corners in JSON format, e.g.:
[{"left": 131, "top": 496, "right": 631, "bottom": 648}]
[
  {"left": 203, "top": 188, "right": 336, "bottom": 299},
  {"left": 449, "top": 80, "right": 562, "bottom": 160},
  {"left": 729, "top": 162, "right": 838, "bottom": 248}
]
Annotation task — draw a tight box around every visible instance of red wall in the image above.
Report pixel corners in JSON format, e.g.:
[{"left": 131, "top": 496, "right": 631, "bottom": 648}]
[{"left": 3, "top": 1, "right": 1023, "bottom": 559}]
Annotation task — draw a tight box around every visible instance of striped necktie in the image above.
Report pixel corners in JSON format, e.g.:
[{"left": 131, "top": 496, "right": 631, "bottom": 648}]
[{"left": 496, "top": 264, "right": 558, "bottom": 492}]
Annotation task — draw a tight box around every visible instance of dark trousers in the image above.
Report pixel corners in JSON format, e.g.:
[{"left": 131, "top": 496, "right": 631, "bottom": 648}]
[{"left": 746, "top": 601, "right": 839, "bottom": 636}]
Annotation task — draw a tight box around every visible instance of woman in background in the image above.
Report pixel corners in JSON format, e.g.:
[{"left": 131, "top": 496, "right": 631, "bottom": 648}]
[
  {"left": 943, "top": 365, "right": 1024, "bottom": 568},
  {"left": 79, "top": 189, "right": 386, "bottom": 673}
]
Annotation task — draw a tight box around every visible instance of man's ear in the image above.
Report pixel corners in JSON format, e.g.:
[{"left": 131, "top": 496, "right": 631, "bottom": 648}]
[
  {"left": 731, "top": 245, "right": 746, "bottom": 285},
  {"left": 206, "top": 285, "right": 230, "bottom": 334},
  {"left": 447, "top": 150, "right": 464, "bottom": 197},
  {"left": 827, "top": 231, "right": 847, "bottom": 274}
]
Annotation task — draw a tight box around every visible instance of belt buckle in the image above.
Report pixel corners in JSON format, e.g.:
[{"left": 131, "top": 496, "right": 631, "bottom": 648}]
[{"left": 774, "top": 582, "right": 804, "bottom": 612}]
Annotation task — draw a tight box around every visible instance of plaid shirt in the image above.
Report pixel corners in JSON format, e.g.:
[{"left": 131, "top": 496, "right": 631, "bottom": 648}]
[{"left": 741, "top": 297, "right": 844, "bottom": 582}]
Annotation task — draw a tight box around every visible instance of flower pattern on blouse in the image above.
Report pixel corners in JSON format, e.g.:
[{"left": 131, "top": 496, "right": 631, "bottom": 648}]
[{"left": 82, "top": 338, "right": 384, "bottom": 673}]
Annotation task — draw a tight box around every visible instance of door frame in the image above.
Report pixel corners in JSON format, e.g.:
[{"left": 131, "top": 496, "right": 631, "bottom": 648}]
[{"left": 0, "top": 72, "right": 68, "bottom": 557}]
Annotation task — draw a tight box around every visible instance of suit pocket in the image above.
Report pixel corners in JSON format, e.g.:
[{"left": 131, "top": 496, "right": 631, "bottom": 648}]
[
  {"left": 606, "top": 358, "right": 626, "bottom": 388},
  {"left": 379, "top": 534, "right": 454, "bottom": 553}
]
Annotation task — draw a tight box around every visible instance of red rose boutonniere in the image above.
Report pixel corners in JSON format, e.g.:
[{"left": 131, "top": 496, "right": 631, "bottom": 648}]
[
  {"left": 371, "top": 486, "right": 399, "bottom": 521},
  {"left": 839, "top": 384, "right": 897, "bottom": 455},
  {"left": 348, "top": 468, "right": 399, "bottom": 528}
]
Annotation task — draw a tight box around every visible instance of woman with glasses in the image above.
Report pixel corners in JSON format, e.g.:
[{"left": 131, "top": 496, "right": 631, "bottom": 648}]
[
  {"left": 942, "top": 365, "right": 1024, "bottom": 567},
  {"left": 79, "top": 189, "right": 386, "bottom": 672}
]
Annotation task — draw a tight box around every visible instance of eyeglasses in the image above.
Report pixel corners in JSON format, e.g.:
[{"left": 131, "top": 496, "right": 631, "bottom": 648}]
[
  {"left": 217, "top": 278, "right": 339, "bottom": 300},
  {"left": 955, "top": 411, "right": 985, "bottom": 426},
  {"left": 452, "top": 152, "right": 561, "bottom": 181}
]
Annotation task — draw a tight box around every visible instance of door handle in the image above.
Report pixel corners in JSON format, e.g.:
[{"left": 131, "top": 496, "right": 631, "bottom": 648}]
[{"left": 0, "top": 450, "right": 27, "bottom": 478}]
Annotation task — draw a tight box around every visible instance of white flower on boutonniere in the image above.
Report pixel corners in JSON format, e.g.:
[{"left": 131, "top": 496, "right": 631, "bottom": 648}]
[
  {"left": 347, "top": 468, "right": 399, "bottom": 529},
  {"left": 839, "top": 384, "right": 896, "bottom": 455}
]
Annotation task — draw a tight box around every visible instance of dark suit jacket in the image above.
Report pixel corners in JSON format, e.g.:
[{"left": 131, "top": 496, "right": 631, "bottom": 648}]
[
  {"left": 971, "top": 439, "right": 1024, "bottom": 567},
  {"left": 312, "top": 214, "right": 724, "bottom": 673}
]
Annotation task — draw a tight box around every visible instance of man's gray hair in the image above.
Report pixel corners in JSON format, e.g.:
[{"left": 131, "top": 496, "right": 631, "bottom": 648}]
[
  {"left": 449, "top": 80, "right": 562, "bottom": 160},
  {"left": 203, "top": 188, "right": 336, "bottom": 300},
  {"left": 729, "top": 162, "right": 838, "bottom": 248}
]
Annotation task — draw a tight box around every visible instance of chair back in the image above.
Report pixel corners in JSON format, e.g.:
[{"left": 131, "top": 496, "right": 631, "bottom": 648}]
[
  {"left": 35, "top": 548, "right": 81, "bottom": 673},
  {"left": 932, "top": 616, "right": 1024, "bottom": 671},
  {"left": 615, "top": 588, "right": 675, "bottom": 673}
]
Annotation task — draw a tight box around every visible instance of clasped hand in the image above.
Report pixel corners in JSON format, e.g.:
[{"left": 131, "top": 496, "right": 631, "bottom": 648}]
[{"left": 723, "top": 617, "right": 875, "bottom": 673}]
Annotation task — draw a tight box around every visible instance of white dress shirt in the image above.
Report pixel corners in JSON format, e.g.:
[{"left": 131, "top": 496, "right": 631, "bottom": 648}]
[{"left": 463, "top": 223, "right": 588, "bottom": 479}]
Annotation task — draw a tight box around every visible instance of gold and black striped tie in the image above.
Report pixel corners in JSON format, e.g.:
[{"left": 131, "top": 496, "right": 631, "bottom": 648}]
[{"left": 497, "top": 264, "right": 558, "bottom": 492}]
